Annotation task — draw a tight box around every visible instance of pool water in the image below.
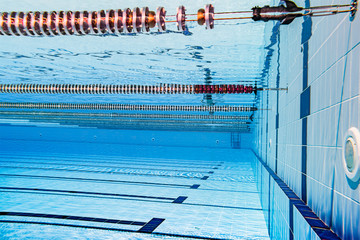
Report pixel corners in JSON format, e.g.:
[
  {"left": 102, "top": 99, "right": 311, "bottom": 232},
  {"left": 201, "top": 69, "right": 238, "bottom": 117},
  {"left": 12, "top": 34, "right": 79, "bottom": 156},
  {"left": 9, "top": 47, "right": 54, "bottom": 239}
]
[
  {"left": 0, "top": 1, "right": 269, "bottom": 237},
  {"left": 0, "top": 0, "right": 286, "bottom": 237},
  {"left": 1, "top": 0, "right": 359, "bottom": 239},
  {"left": 0, "top": 149, "right": 269, "bottom": 239}
]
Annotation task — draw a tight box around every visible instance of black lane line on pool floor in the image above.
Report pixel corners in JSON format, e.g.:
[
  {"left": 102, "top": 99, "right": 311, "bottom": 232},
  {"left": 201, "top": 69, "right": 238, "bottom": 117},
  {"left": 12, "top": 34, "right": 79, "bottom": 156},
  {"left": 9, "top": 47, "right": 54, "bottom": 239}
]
[
  {"left": 0, "top": 165, "right": 210, "bottom": 180},
  {"left": 190, "top": 184, "right": 200, "bottom": 189},
  {"left": 1, "top": 189, "right": 260, "bottom": 211},
  {"left": 1, "top": 190, "right": 189, "bottom": 206},
  {"left": 0, "top": 187, "right": 188, "bottom": 204},
  {"left": 0, "top": 173, "right": 201, "bottom": 189},
  {"left": 0, "top": 211, "right": 164, "bottom": 233},
  {"left": 137, "top": 218, "right": 165, "bottom": 233},
  {"left": 0, "top": 220, "right": 227, "bottom": 240},
  {"left": 0, "top": 159, "right": 214, "bottom": 174},
  {"left": 1, "top": 188, "right": 262, "bottom": 211}
]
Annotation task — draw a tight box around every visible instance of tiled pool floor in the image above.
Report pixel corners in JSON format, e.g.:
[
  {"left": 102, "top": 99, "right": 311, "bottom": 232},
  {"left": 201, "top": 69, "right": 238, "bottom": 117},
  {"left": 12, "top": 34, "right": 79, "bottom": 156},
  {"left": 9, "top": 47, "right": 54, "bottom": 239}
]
[{"left": 0, "top": 149, "right": 269, "bottom": 239}]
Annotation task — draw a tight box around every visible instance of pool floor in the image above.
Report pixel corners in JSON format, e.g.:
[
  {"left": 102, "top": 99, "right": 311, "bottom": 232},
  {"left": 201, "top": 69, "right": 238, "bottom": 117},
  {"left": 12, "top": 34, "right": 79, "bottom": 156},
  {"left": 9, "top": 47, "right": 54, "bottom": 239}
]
[{"left": 0, "top": 149, "right": 269, "bottom": 239}]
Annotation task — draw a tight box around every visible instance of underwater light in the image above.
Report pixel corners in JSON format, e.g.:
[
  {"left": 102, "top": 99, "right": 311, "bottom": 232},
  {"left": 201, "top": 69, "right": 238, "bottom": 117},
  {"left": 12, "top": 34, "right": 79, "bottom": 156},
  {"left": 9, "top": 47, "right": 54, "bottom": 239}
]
[
  {"left": 343, "top": 127, "right": 360, "bottom": 182},
  {"left": 0, "top": 1, "right": 356, "bottom": 36}
]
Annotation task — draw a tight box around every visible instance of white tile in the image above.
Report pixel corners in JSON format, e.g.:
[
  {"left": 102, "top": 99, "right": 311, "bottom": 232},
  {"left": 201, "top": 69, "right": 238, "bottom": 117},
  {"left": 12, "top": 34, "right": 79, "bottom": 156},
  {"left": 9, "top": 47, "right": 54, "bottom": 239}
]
[
  {"left": 332, "top": 191, "right": 360, "bottom": 240},
  {"left": 348, "top": 45, "right": 360, "bottom": 98},
  {"left": 334, "top": 146, "right": 360, "bottom": 203}
]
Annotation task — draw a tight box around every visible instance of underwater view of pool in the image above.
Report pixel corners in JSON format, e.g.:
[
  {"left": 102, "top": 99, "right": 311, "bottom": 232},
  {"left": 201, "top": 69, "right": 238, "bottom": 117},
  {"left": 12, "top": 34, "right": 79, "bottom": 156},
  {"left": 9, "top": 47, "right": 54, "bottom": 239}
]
[{"left": 0, "top": 0, "right": 359, "bottom": 239}]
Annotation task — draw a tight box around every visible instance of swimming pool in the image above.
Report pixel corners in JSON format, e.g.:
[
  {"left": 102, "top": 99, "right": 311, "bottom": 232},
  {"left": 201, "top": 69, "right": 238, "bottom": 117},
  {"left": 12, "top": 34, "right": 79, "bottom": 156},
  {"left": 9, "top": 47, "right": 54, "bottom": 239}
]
[{"left": 0, "top": 0, "right": 359, "bottom": 239}]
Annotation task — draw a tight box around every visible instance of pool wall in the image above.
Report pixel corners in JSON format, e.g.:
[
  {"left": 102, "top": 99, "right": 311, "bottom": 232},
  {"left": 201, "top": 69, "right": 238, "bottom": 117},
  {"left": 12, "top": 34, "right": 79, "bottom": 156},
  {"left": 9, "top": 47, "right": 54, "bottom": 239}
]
[{"left": 255, "top": 0, "right": 360, "bottom": 239}]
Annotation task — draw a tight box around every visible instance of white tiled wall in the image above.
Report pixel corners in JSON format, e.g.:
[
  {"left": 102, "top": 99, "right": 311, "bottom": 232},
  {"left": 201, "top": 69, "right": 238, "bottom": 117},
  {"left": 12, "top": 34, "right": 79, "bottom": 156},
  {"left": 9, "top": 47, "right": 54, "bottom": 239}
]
[{"left": 255, "top": 0, "right": 360, "bottom": 239}]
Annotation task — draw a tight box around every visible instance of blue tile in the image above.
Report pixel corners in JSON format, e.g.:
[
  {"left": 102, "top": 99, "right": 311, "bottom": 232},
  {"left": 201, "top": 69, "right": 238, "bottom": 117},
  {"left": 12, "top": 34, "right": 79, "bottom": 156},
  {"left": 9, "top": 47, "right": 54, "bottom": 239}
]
[{"left": 300, "top": 87, "right": 311, "bottom": 118}]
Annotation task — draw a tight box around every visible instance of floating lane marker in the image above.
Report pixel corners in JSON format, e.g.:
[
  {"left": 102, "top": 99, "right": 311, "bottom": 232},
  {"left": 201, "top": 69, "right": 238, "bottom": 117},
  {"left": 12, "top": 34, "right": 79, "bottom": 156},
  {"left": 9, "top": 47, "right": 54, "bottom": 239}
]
[{"left": 0, "top": 102, "right": 256, "bottom": 113}]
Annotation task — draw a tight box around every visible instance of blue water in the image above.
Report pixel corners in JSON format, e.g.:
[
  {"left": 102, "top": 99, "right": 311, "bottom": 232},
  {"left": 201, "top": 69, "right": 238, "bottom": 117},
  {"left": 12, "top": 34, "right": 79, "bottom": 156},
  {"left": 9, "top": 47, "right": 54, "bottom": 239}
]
[
  {"left": 0, "top": 0, "right": 273, "bottom": 239},
  {"left": 0, "top": 149, "right": 269, "bottom": 239},
  {"left": 2, "top": 0, "right": 358, "bottom": 239}
]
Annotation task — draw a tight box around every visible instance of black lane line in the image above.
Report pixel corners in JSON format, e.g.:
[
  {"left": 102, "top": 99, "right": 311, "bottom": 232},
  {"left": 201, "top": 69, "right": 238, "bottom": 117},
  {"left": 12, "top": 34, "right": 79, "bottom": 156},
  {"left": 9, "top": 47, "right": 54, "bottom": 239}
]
[
  {"left": 0, "top": 173, "right": 200, "bottom": 189},
  {"left": 138, "top": 218, "right": 165, "bottom": 233},
  {"left": 0, "top": 165, "right": 207, "bottom": 180},
  {"left": 0, "top": 187, "right": 187, "bottom": 203},
  {"left": 1, "top": 190, "right": 258, "bottom": 211},
  {"left": 0, "top": 212, "right": 146, "bottom": 226},
  {"left": 0, "top": 160, "right": 213, "bottom": 174},
  {"left": 0, "top": 155, "right": 220, "bottom": 168},
  {"left": 0, "top": 190, "right": 185, "bottom": 206},
  {"left": 194, "top": 188, "right": 259, "bottom": 194},
  {"left": 0, "top": 220, "right": 227, "bottom": 240},
  {"left": 182, "top": 203, "right": 263, "bottom": 211},
  {"left": 172, "top": 196, "right": 188, "bottom": 204},
  {"left": 190, "top": 184, "right": 200, "bottom": 189}
]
